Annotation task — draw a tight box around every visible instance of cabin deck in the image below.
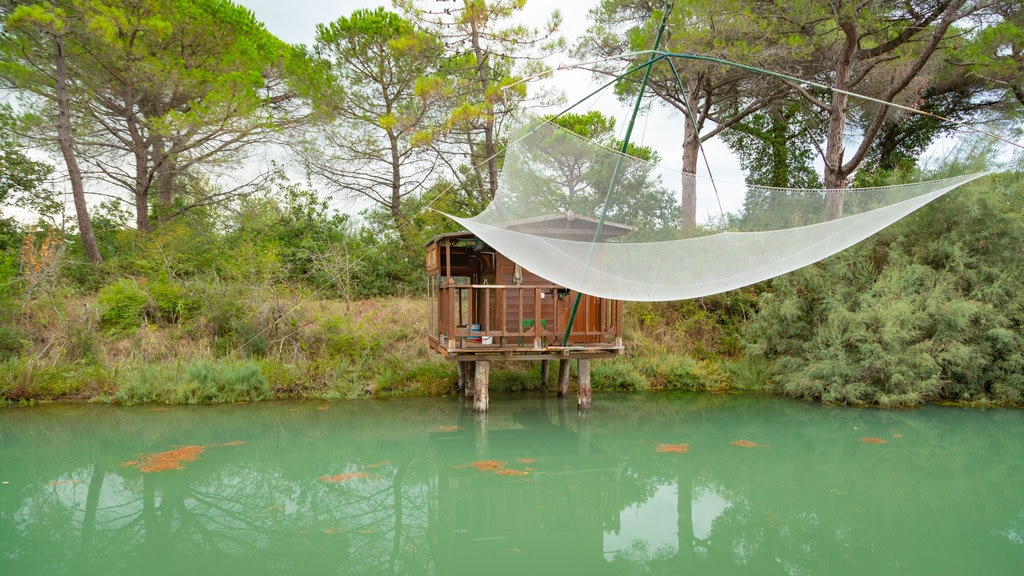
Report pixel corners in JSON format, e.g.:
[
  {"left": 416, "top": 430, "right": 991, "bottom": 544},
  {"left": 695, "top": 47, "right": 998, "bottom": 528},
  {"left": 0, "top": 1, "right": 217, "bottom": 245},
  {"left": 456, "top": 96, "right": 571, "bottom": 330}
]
[{"left": 427, "top": 281, "right": 623, "bottom": 361}]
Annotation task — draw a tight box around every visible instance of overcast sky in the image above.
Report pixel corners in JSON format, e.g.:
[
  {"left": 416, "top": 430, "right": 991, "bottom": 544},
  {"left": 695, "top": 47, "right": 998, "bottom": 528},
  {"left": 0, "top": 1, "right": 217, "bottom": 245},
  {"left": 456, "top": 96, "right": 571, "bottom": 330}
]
[
  {"left": 233, "top": 0, "right": 745, "bottom": 190},
  {"left": 236, "top": 0, "right": 592, "bottom": 49}
]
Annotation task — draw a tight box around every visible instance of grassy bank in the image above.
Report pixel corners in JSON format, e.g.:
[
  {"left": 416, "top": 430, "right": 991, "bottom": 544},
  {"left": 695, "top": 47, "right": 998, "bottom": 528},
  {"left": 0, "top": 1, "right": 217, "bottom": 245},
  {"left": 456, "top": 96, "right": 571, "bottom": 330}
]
[{"left": 0, "top": 292, "right": 763, "bottom": 406}]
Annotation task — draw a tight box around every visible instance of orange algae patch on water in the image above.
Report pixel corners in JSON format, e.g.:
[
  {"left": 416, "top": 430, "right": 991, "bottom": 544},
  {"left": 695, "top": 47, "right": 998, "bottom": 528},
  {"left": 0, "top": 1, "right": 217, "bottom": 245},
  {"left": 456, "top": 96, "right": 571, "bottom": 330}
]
[
  {"left": 438, "top": 425, "right": 460, "bottom": 432},
  {"left": 319, "top": 472, "right": 369, "bottom": 483},
  {"left": 123, "top": 445, "right": 206, "bottom": 473},
  {"left": 517, "top": 457, "right": 536, "bottom": 464},
  {"left": 469, "top": 460, "right": 506, "bottom": 472},
  {"left": 730, "top": 440, "right": 765, "bottom": 448},
  {"left": 211, "top": 440, "right": 247, "bottom": 447},
  {"left": 860, "top": 437, "right": 887, "bottom": 444},
  {"left": 495, "top": 469, "right": 528, "bottom": 476},
  {"left": 655, "top": 443, "right": 689, "bottom": 453}
]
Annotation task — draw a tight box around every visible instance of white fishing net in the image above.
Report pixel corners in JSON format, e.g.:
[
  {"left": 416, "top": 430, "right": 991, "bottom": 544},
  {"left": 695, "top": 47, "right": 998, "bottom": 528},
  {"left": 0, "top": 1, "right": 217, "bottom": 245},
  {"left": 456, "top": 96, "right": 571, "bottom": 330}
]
[{"left": 445, "top": 118, "right": 988, "bottom": 301}]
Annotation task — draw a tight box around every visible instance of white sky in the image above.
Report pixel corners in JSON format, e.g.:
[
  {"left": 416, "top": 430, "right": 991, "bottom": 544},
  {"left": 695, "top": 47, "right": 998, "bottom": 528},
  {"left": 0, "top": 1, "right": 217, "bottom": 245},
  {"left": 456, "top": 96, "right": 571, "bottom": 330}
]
[
  {"left": 235, "top": 0, "right": 749, "bottom": 218},
  {"left": 236, "top": 0, "right": 594, "bottom": 49}
]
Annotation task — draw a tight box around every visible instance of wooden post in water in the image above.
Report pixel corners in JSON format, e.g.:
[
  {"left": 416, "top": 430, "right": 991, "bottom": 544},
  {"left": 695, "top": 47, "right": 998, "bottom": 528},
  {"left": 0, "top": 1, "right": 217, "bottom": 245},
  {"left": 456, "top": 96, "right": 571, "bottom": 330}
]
[
  {"left": 473, "top": 360, "right": 490, "bottom": 412},
  {"left": 557, "top": 359, "right": 571, "bottom": 398},
  {"left": 540, "top": 359, "right": 550, "bottom": 387},
  {"left": 456, "top": 361, "right": 468, "bottom": 392},
  {"left": 464, "top": 362, "right": 475, "bottom": 399},
  {"left": 577, "top": 359, "right": 592, "bottom": 409}
]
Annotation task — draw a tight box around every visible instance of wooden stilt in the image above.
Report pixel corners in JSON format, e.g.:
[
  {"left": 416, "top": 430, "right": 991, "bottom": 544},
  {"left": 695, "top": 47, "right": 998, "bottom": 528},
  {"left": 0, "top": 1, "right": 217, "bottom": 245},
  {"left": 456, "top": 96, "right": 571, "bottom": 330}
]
[
  {"left": 540, "top": 360, "right": 550, "bottom": 387},
  {"left": 473, "top": 360, "right": 490, "bottom": 412},
  {"left": 456, "top": 361, "right": 467, "bottom": 392},
  {"left": 577, "top": 359, "right": 592, "bottom": 409},
  {"left": 464, "top": 361, "right": 475, "bottom": 399},
  {"left": 557, "top": 359, "right": 570, "bottom": 398}
]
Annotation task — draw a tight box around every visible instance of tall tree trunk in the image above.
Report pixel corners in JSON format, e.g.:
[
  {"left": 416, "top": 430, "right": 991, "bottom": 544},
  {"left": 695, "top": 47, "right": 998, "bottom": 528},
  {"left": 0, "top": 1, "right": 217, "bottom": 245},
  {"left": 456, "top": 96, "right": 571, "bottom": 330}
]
[
  {"left": 681, "top": 121, "right": 700, "bottom": 228},
  {"left": 822, "top": 19, "right": 858, "bottom": 220},
  {"left": 153, "top": 136, "right": 176, "bottom": 226},
  {"left": 134, "top": 145, "right": 150, "bottom": 233},
  {"left": 53, "top": 35, "right": 102, "bottom": 263},
  {"left": 389, "top": 130, "right": 405, "bottom": 233},
  {"left": 680, "top": 77, "right": 703, "bottom": 228},
  {"left": 469, "top": 12, "right": 499, "bottom": 199}
]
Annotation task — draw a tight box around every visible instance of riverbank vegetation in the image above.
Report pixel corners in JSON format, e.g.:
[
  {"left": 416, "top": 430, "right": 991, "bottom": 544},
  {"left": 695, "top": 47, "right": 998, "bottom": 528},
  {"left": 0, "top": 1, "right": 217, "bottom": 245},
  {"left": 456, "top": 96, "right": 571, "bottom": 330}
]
[{"left": 1, "top": 0, "right": 1022, "bottom": 407}]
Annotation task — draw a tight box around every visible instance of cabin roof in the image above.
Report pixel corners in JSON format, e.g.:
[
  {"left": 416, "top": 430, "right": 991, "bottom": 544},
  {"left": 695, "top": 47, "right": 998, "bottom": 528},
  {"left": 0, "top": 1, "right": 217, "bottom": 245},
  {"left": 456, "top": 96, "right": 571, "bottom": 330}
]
[
  {"left": 503, "top": 213, "right": 634, "bottom": 241},
  {"left": 426, "top": 213, "right": 634, "bottom": 247}
]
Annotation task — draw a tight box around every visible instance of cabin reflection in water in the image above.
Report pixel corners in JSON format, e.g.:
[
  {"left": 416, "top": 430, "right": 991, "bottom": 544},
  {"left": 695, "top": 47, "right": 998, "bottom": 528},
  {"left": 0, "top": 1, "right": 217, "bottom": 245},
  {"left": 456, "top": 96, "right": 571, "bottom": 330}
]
[
  {"left": 428, "top": 410, "right": 623, "bottom": 574},
  {"left": 426, "top": 218, "right": 628, "bottom": 411}
]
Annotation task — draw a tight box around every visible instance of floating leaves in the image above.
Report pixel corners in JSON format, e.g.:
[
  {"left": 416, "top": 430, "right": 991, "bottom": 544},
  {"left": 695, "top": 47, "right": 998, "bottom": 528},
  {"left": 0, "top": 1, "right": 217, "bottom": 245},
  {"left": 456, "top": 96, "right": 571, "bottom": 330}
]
[
  {"left": 655, "top": 443, "right": 689, "bottom": 453},
  {"left": 123, "top": 445, "right": 206, "bottom": 473},
  {"left": 469, "top": 460, "right": 505, "bottom": 472},
  {"left": 319, "top": 472, "right": 369, "bottom": 483},
  {"left": 730, "top": 440, "right": 765, "bottom": 448},
  {"left": 860, "top": 437, "right": 887, "bottom": 444},
  {"left": 452, "top": 459, "right": 529, "bottom": 477},
  {"left": 122, "top": 441, "right": 246, "bottom": 473}
]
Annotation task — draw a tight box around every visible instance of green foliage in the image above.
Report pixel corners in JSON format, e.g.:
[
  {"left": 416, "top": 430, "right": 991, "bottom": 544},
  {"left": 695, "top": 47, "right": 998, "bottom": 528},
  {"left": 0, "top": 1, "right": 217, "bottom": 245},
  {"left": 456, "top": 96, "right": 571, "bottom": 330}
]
[
  {"left": 112, "top": 365, "right": 170, "bottom": 406},
  {"left": 149, "top": 279, "right": 198, "bottom": 323},
  {"left": 175, "top": 360, "right": 271, "bottom": 404},
  {"left": 113, "top": 360, "right": 270, "bottom": 405},
  {"left": 373, "top": 359, "right": 455, "bottom": 397},
  {"left": 591, "top": 360, "right": 649, "bottom": 392},
  {"left": 745, "top": 173, "right": 1024, "bottom": 406},
  {"left": 0, "top": 359, "right": 108, "bottom": 401},
  {"left": 96, "top": 278, "right": 151, "bottom": 333},
  {"left": 0, "top": 324, "right": 25, "bottom": 361}
]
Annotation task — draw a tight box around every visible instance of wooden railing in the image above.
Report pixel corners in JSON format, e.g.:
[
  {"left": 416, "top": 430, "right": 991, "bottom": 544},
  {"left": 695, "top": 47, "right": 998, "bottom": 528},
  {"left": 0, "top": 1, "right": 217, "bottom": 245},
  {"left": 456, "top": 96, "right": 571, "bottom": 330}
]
[{"left": 431, "top": 280, "right": 621, "bottom": 351}]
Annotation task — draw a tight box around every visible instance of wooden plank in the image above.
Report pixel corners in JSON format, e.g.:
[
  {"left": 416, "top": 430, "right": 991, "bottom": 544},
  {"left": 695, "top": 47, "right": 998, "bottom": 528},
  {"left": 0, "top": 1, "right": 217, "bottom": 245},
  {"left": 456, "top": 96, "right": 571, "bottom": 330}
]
[
  {"left": 557, "top": 359, "right": 570, "bottom": 398},
  {"left": 473, "top": 360, "right": 490, "bottom": 412},
  {"left": 577, "top": 359, "right": 592, "bottom": 409}
]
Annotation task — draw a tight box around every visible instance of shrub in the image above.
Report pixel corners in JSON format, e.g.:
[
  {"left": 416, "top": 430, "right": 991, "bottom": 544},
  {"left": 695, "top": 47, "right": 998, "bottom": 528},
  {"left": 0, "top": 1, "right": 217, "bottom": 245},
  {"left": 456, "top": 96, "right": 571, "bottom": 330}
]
[
  {"left": 113, "top": 365, "right": 172, "bottom": 405},
  {"left": 97, "top": 278, "right": 151, "bottom": 333},
  {"left": 592, "top": 361, "right": 649, "bottom": 392},
  {"left": 0, "top": 324, "right": 24, "bottom": 361},
  {"left": 178, "top": 360, "right": 271, "bottom": 403}
]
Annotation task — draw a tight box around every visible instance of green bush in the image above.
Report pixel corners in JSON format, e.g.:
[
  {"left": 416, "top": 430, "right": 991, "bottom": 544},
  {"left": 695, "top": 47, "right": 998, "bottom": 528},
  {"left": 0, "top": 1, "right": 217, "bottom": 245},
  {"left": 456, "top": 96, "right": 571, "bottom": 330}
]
[
  {"left": 0, "top": 324, "right": 24, "bottom": 361},
  {"left": 592, "top": 361, "right": 649, "bottom": 392},
  {"left": 97, "top": 278, "right": 151, "bottom": 333},
  {"left": 113, "top": 365, "right": 172, "bottom": 405},
  {"left": 745, "top": 175, "right": 1024, "bottom": 406},
  {"left": 635, "top": 354, "right": 701, "bottom": 390},
  {"left": 149, "top": 279, "right": 199, "bottom": 323},
  {"left": 177, "top": 360, "right": 271, "bottom": 404}
]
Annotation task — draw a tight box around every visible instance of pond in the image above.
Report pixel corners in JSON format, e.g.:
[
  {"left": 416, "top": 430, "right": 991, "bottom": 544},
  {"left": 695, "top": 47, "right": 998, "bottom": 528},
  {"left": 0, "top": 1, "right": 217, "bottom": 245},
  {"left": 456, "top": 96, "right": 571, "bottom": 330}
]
[{"left": 2, "top": 392, "right": 1023, "bottom": 575}]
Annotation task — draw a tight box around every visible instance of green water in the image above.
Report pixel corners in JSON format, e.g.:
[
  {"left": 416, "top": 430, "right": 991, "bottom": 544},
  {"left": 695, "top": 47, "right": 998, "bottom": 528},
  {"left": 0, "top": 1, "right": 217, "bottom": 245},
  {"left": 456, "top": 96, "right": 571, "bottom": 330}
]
[{"left": 2, "top": 393, "right": 1023, "bottom": 575}]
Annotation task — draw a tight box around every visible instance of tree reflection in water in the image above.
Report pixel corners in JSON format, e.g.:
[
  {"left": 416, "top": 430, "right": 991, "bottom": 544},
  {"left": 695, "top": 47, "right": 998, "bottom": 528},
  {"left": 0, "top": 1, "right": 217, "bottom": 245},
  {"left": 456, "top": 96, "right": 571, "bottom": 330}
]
[{"left": 3, "top": 395, "right": 1024, "bottom": 575}]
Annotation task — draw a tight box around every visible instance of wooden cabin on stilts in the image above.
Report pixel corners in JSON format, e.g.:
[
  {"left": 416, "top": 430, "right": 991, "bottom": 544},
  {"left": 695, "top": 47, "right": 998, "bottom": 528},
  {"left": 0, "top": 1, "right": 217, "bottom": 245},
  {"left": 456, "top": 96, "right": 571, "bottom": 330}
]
[{"left": 426, "top": 215, "right": 629, "bottom": 411}]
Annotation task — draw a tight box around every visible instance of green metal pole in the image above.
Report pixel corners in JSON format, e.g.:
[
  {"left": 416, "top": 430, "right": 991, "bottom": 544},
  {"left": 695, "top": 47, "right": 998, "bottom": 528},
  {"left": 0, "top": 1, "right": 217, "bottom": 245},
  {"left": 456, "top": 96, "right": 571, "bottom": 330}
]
[{"left": 562, "top": 0, "right": 675, "bottom": 346}]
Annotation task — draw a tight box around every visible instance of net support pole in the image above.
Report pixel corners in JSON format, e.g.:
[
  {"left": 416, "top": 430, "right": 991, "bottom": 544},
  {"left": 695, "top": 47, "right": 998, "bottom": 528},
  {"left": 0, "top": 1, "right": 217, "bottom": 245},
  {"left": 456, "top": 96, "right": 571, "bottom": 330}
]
[{"left": 562, "top": 0, "right": 675, "bottom": 346}]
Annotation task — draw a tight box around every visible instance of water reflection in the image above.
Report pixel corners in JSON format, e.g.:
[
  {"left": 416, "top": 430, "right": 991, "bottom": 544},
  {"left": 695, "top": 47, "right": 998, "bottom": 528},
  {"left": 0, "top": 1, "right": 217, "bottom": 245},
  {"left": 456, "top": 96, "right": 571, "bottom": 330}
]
[{"left": 3, "top": 395, "right": 1024, "bottom": 575}]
